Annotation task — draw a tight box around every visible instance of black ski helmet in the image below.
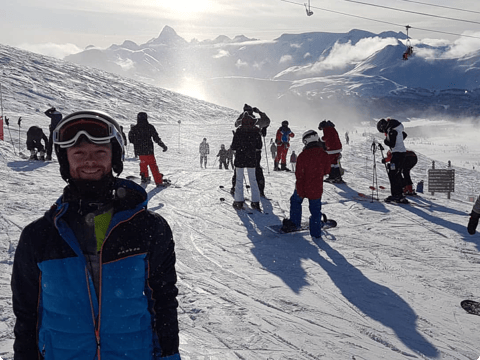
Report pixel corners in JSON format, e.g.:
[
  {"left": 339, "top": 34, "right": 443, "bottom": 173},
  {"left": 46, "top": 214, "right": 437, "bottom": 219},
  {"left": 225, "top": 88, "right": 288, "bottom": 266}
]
[
  {"left": 377, "top": 118, "right": 388, "bottom": 133},
  {"left": 54, "top": 110, "right": 125, "bottom": 181},
  {"left": 137, "top": 112, "right": 148, "bottom": 122},
  {"left": 282, "top": 120, "right": 289, "bottom": 127}
]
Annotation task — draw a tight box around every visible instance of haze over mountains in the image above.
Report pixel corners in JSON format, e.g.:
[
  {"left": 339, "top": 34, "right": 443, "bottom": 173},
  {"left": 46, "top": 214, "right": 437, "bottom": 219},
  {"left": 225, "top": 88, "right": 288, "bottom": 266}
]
[{"left": 64, "top": 25, "right": 480, "bottom": 124}]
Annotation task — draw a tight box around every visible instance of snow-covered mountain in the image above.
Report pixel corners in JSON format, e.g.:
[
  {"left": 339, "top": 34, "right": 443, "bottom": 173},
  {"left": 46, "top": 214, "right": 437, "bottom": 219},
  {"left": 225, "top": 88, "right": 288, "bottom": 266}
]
[
  {"left": 1, "top": 42, "right": 480, "bottom": 359},
  {"left": 64, "top": 26, "right": 480, "bottom": 123}
]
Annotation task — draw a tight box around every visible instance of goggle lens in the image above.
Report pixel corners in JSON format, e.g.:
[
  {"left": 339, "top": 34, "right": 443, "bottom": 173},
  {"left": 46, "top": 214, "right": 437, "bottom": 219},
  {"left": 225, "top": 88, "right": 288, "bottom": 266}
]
[{"left": 54, "top": 118, "right": 115, "bottom": 148}]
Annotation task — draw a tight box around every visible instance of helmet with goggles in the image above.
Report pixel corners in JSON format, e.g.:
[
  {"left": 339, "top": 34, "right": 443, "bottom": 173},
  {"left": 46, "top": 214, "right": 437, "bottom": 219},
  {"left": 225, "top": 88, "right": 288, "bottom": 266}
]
[
  {"left": 53, "top": 110, "right": 125, "bottom": 181},
  {"left": 302, "top": 129, "right": 320, "bottom": 145}
]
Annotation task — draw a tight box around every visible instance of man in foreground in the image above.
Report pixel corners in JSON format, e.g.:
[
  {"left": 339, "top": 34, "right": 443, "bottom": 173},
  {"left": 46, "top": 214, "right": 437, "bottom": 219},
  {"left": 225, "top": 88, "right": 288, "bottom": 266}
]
[{"left": 11, "top": 110, "right": 181, "bottom": 359}]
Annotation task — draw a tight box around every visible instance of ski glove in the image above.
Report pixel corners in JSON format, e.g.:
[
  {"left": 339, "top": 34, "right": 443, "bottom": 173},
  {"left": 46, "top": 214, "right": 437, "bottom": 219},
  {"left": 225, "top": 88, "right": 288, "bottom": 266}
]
[
  {"left": 162, "top": 145, "right": 168, "bottom": 152},
  {"left": 467, "top": 211, "right": 480, "bottom": 235}
]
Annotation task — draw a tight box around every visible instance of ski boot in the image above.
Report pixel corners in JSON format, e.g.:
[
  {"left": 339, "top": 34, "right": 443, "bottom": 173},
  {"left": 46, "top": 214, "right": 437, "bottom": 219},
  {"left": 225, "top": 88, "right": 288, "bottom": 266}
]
[
  {"left": 250, "top": 202, "right": 262, "bottom": 212},
  {"left": 233, "top": 201, "right": 244, "bottom": 210},
  {"left": 281, "top": 218, "right": 299, "bottom": 233}
]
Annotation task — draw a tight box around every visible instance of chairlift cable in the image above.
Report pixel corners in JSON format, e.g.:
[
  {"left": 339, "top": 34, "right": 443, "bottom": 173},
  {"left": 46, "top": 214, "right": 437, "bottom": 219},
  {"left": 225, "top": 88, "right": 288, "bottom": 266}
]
[
  {"left": 394, "top": 0, "right": 480, "bottom": 15},
  {"left": 279, "top": 0, "right": 480, "bottom": 40}
]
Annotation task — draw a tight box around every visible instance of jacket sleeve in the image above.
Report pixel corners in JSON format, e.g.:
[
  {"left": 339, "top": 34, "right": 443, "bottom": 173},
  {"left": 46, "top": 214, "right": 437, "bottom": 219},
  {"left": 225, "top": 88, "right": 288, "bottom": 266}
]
[
  {"left": 11, "top": 222, "right": 43, "bottom": 360},
  {"left": 151, "top": 126, "right": 166, "bottom": 149},
  {"left": 295, "top": 155, "right": 306, "bottom": 198},
  {"left": 147, "top": 214, "right": 180, "bottom": 358}
]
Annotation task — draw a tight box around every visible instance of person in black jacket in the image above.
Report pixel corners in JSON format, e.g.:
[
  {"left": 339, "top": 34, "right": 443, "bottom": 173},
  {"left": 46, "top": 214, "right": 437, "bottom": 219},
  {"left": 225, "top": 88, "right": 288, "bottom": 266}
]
[
  {"left": 230, "top": 113, "right": 263, "bottom": 211},
  {"left": 128, "top": 112, "right": 168, "bottom": 186},
  {"left": 11, "top": 110, "right": 180, "bottom": 360},
  {"left": 231, "top": 104, "right": 270, "bottom": 197},
  {"left": 44, "top": 107, "right": 63, "bottom": 160},
  {"left": 26, "top": 125, "right": 48, "bottom": 160}
]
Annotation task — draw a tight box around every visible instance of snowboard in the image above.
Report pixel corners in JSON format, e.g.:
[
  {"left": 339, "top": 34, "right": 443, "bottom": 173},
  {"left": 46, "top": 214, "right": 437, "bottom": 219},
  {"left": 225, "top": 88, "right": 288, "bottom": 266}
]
[
  {"left": 266, "top": 218, "right": 337, "bottom": 234},
  {"left": 461, "top": 300, "right": 480, "bottom": 316}
]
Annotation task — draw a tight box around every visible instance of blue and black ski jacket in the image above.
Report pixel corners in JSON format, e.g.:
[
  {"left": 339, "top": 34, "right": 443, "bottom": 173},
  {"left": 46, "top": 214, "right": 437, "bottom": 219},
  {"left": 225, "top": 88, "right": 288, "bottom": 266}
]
[{"left": 11, "top": 178, "right": 180, "bottom": 360}]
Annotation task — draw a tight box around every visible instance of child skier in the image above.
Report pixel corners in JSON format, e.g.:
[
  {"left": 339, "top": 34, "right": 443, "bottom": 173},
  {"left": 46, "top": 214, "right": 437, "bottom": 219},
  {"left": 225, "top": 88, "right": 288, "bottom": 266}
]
[{"left": 281, "top": 130, "right": 331, "bottom": 238}]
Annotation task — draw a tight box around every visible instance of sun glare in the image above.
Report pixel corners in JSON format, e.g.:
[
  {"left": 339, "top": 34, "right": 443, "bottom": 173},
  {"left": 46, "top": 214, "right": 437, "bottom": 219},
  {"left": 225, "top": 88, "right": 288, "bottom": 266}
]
[{"left": 161, "top": 0, "right": 217, "bottom": 16}]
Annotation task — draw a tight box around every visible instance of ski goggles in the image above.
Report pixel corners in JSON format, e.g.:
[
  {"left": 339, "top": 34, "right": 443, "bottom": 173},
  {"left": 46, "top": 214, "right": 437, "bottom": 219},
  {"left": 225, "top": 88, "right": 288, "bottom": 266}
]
[{"left": 53, "top": 115, "right": 120, "bottom": 149}]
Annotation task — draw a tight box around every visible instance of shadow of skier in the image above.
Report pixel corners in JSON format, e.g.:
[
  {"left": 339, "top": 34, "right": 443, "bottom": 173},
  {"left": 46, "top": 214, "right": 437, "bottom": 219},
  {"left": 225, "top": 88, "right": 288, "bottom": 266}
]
[{"left": 312, "top": 237, "right": 439, "bottom": 358}]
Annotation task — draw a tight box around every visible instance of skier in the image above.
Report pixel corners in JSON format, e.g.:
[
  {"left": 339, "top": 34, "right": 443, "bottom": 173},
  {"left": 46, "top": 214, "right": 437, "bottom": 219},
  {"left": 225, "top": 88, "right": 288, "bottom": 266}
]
[
  {"left": 199, "top": 138, "right": 209, "bottom": 168},
  {"left": 274, "top": 120, "right": 294, "bottom": 171},
  {"left": 468, "top": 196, "right": 480, "bottom": 235},
  {"left": 226, "top": 146, "right": 234, "bottom": 169},
  {"left": 345, "top": 131, "right": 350, "bottom": 145},
  {"left": 11, "top": 110, "right": 181, "bottom": 360},
  {"left": 230, "top": 111, "right": 263, "bottom": 211},
  {"left": 377, "top": 118, "right": 408, "bottom": 203},
  {"left": 44, "top": 107, "right": 63, "bottom": 160},
  {"left": 281, "top": 130, "right": 331, "bottom": 238},
  {"left": 382, "top": 149, "right": 418, "bottom": 196},
  {"left": 231, "top": 104, "right": 270, "bottom": 197},
  {"left": 26, "top": 125, "right": 48, "bottom": 160},
  {"left": 319, "top": 120, "right": 343, "bottom": 183},
  {"left": 128, "top": 112, "right": 168, "bottom": 186},
  {"left": 216, "top": 144, "right": 229, "bottom": 169},
  {"left": 270, "top": 138, "right": 277, "bottom": 160},
  {"left": 290, "top": 150, "right": 297, "bottom": 172}
]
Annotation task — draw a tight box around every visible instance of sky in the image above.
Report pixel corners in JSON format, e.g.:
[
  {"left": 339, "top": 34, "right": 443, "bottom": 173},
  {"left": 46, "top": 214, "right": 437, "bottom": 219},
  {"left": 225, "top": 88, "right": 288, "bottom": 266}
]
[{"left": 2, "top": 0, "right": 480, "bottom": 59}]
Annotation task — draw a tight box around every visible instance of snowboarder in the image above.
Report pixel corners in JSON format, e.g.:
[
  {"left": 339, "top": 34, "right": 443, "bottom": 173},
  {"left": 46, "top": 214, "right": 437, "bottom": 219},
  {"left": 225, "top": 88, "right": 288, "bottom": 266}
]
[
  {"left": 44, "top": 106, "right": 63, "bottom": 160},
  {"left": 11, "top": 110, "right": 181, "bottom": 360},
  {"left": 128, "top": 112, "right": 168, "bottom": 186},
  {"left": 26, "top": 125, "right": 48, "bottom": 160},
  {"left": 468, "top": 196, "right": 480, "bottom": 235},
  {"left": 281, "top": 130, "right": 331, "bottom": 238},
  {"left": 290, "top": 150, "right": 297, "bottom": 172},
  {"left": 230, "top": 111, "right": 263, "bottom": 211},
  {"left": 216, "top": 144, "right": 229, "bottom": 169},
  {"left": 274, "top": 120, "right": 294, "bottom": 171},
  {"left": 231, "top": 104, "right": 270, "bottom": 197},
  {"left": 199, "top": 138, "right": 209, "bottom": 168},
  {"left": 270, "top": 138, "right": 276, "bottom": 160},
  {"left": 377, "top": 118, "right": 408, "bottom": 203},
  {"left": 382, "top": 149, "right": 418, "bottom": 196},
  {"left": 319, "top": 120, "right": 343, "bottom": 183}
]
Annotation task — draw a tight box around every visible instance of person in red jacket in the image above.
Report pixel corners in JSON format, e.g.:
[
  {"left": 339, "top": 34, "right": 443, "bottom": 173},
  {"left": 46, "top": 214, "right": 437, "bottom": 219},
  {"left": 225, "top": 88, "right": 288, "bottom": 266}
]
[
  {"left": 281, "top": 130, "right": 331, "bottom": 238},
  {"left": 319, "top": 120, "right": 343, "bottom": 183},
  {"left": 274, "top": 120, "right": 295, "bottom": 171}
]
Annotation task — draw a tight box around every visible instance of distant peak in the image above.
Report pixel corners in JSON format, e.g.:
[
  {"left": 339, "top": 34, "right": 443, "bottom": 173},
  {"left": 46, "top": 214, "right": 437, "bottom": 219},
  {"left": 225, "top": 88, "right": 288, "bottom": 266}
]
[{"left": 147, "top": 25, "right": 188, "bottom": 46}]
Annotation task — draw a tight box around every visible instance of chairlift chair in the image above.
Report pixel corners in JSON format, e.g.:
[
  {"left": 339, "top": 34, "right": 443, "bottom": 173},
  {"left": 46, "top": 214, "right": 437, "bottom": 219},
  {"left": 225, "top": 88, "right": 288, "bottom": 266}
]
[{"left": 305, "top": 1, "right": 313, "bottom": 16}]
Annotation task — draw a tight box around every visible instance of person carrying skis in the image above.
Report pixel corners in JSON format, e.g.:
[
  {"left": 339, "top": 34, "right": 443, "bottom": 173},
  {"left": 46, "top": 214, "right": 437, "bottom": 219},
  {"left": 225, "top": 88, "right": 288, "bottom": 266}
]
[
  {"left": 216, "top": 144, "right": 229, "bottom": 169},
  {"left": 319, "top": 120, "right": 343, "bottom": 183},
  {"left": 230, "top": 111, "right": 263, "bottom": 211},
  {"left": 231, "top": 104, "right": 270, "bottom": 197},
  {"left": 377, "top": 117, "right": 408, "bottom": 203},
  {"left": 128, "top": 111, "right": 168, "bottom": 186},
  {"left": 199, "top": 138, "right": 210, "bottom": 168},
  {"left": 26, "top": 125, "right": 49, "bottom": 160},
  {"left": 274, "top": 120, "right": 294, "bottom": 171},
  {"left": 281, "top": 130, "right": 331, "bottom": 238},
  {"left": 382, "top": 149, "right": 418, "bottom": 196},
  {"left": 11, "top": 110, "right": 181, "bottom": 360},
  {"left": 290, "top": 150, "right": 297, "bottom": 172},
  {"left": 44, "top": 107, "right": 63, "bottom": 160}
]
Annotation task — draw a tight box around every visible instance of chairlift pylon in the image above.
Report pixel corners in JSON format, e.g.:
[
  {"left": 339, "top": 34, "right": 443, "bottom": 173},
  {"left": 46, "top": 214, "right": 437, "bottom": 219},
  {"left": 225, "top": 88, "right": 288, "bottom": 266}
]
[
  {"left": 305, "top": 0, "right": 313, "bottom": 16},
  {"left": 402, "top": 25, "right": 414, "bottom": 60}
]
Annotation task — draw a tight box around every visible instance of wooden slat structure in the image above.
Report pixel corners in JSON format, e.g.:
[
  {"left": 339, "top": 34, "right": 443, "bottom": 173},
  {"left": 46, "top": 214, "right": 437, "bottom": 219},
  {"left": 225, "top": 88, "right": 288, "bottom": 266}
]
[{"left": 428, "top": 168, "right": 455, "bottom": 198}]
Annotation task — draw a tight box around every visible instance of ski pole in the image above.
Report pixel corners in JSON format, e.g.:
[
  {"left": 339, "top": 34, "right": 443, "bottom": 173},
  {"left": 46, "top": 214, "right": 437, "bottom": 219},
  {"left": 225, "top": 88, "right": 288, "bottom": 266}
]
[
  {"left": 370, "top": 141, "right": 378, "bottom": 201},
  {"left": 262, "top": 136, "right": 270, "bottom": 174},
  {"left": 17, "top": 117, "right": 22, "bottom": 154},
  {"left": 5, "top": 117, "right": 16, "bottom": 155}
]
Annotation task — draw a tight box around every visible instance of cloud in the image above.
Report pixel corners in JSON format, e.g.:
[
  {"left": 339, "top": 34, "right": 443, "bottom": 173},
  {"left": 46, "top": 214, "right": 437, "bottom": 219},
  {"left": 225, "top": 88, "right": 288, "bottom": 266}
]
[
  {"left": 444, "top": 32, "right": 480, "bottom": 58},
  {"left": 279, "top": 55, "right": 293, "bottom": 64},
  {"left": 311, "top": 37, "right": 398, "bottom": 72},
  {"left": 213, "top": 49, "right": 230, "bottom": 59},
  {"left": 17, "top": 42, "right": 83, "bottom": 59},
  {"left": 235, "top": 59, "right": 248, "bottom": 68}
]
